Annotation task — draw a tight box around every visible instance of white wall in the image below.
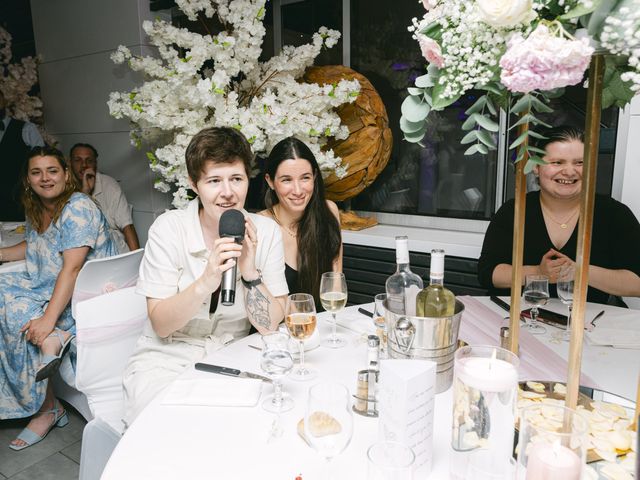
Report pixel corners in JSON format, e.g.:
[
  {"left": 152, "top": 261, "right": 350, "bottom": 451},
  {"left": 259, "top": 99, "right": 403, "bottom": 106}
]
[
  {"left": 30, "top": 0, "right": 172, "bottom": 246},
  {"left": 614, "top": 96, "right": 640, "bottom": 220}
]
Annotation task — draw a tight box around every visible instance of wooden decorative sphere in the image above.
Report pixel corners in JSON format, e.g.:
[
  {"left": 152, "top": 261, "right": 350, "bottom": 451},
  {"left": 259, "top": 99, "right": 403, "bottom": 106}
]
[{"left": 303, "top": 65, "right": 392, "bottom": 202}]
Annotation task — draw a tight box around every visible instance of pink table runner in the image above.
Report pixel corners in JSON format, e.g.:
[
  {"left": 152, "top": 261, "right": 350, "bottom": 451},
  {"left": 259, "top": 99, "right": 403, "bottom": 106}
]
[{"left": 458, "top": 296, "right": 597, "bottom": 388}]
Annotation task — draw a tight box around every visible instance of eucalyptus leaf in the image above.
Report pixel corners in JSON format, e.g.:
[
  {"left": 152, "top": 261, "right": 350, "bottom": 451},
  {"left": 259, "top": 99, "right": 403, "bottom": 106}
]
[
  {"left": 528, "top": 155, "right": 546, "bottom": 165},
  {"left": 527, "top": 130, "right": 547, "bottom": 140},
  {"left": 462, "top": 115, "right": 477, "bottom": 131},
  {"left": 530, "top": 96, "right": 553, "bottom": 113},
  {"left": 404, "top": 127, "right": 428, "bottom": 143},
  {"left": 465, "top": 96, "right": 487, "bottom": 115},
  {"left": 544, "top": 88, "right": 565, "bottom": 99},
  {"left": 510, "top": 95, "right": 532, "bottom": 115},
  {"left": 415, "top": 74, "right": 435, "bottom": 88},
  {"left": 481, "top": 83, "right": 503, "bottom": 96},
  {"left": 400, "top": 116, "right": 426, "bottom": 134},
  {"left": 510, "top": 113, "right": 532, "bottom": 130},
  {"left": 509, "top": 131, "right": 529, "bottom": 150},
  {"left": 476, "top": 143, "right": 489, "bottom": 155},
  {"left": 431, "top": 83, "right": 461, "bottom": 110},
  {"left": 408, "top": 87, "right": 423, "bottom": 96},
  {"left": 464, "top": 144, "right": 480, "bottom": 155},
  {"left": 486, "top": 97, "right": 497, "bottom": 116},
  {"left": 527, "top": 146, "right": 548, "bottom": 155},
  {"left": 523, "top": 159, "right": 537, "bottom": 174},
  {"left": 401, "top": 95, "right": 431, "bottom": 123},
  {"left": 477, "top": 129, "right": 497, "bottom": 149},
  {"left": 474, "top": 113, "right": 499, "bottom": 132},
  {"left": 460, "top": 130, "right": 478, "bottom": 144}
]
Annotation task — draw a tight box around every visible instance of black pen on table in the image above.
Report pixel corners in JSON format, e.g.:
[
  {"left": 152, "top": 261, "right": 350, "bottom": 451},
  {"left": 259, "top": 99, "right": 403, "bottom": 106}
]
[{"left": 358, "top": 307, "right": 373, "bottom": 318}]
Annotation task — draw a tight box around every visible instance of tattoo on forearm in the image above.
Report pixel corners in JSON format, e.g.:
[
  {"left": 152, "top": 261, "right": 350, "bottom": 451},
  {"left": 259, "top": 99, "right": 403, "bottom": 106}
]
[{"left": 246, "top": 286, "right": 271, "bottom": 329}]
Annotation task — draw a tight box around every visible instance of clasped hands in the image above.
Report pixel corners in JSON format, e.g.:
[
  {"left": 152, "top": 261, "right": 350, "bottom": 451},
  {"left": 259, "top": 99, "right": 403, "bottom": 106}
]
[{"left": 539, "top": 248, "right": 573, "bottom": 283}]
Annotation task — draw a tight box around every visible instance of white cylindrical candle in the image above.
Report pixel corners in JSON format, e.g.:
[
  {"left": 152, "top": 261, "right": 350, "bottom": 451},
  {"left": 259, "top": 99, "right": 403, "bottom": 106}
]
[
  {"left": 525, "top": 442, "right": 581, "bottom": 480},
  {"left": 455, "top": 356, "right": 518, "bottom": 392}
]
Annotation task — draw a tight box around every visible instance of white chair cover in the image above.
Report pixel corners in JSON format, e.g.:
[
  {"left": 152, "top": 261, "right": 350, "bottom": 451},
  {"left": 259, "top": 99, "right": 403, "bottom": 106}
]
[
  {"left": 75, "top": 286, "right": 147, "bottom": 433},
  {"left": 71, "top": 248, "right": 144, "bottom": 319}
]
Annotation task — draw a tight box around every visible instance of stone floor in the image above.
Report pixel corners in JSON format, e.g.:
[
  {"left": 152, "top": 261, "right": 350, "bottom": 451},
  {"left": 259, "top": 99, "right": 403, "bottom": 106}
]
[{"left": 0, "top": 403, "right": 85, "bottom": 480}]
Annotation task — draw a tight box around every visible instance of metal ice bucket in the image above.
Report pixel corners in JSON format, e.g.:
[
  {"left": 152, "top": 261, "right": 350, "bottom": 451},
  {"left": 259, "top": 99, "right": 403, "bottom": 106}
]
[{"left": 385, "top": 299, "right": 464, "bottom": 393}]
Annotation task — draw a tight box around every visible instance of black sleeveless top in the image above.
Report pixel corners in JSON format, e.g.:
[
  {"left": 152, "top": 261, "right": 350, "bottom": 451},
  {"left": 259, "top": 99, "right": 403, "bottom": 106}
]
[
  {"left": 285, "top": 263, "right": 300, "bottom": 294},
  {"left": 0, "top": 118, "right": 30, "bottom": 220}
]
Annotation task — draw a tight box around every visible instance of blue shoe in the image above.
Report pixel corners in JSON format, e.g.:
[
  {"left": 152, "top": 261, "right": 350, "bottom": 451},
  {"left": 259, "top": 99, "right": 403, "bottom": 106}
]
[
  {"left": 9, "top": 400, "right": 69, "bottom": 451},
  {"left": 35, "top": 329, "right": 75, "bottom": 382}
]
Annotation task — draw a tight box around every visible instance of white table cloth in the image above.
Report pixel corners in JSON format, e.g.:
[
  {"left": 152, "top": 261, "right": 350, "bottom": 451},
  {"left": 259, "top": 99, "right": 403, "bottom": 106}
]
[{"left": 102, "top": 300, "right": 639, "bottom": 480}]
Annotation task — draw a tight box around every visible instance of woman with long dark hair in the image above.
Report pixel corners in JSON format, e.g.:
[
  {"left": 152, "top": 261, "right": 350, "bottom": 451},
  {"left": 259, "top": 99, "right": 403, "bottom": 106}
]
[
  {"left": 259, "top": 137, "right": 342, "bottom": 303},
  {"left": 0, "top": 146, "right": 116, "bottom": 450}
]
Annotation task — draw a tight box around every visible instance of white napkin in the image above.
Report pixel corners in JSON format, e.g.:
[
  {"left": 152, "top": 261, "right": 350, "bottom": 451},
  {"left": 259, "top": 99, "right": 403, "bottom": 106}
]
[
  {"left": 333, "top": 306, "right": 377, "bottom": 335},
  {"left": 161, "top": 377, "right": 262, "bottom": 407},
  {"left": 585, "top": 311, "right": 640, "bottom": 349}
]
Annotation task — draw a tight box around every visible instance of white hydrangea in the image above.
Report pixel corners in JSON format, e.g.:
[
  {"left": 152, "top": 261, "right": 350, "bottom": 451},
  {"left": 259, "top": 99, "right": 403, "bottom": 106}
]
[
  {"left": 599, "top": 0, "right": 640, "bottom": 92},
  {"left": 109, "top": 0, "right": 358, "bottom": 207}
]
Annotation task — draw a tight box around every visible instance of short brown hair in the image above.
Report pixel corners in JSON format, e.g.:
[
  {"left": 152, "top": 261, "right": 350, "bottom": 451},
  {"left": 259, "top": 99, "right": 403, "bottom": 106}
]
[{"left": 185, "top": 127, "right": 253, "bottom": 182}]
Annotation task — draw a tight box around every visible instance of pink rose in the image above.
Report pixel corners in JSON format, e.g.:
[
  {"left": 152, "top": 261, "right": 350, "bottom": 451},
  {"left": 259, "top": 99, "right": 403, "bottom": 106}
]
[{"left": 417, "top": 35, "right": 445, "bottom": 68}]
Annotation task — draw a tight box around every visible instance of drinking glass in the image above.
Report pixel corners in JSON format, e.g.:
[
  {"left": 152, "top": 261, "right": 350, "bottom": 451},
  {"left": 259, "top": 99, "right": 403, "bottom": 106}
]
[
  {"left": 373, "top": 293, "right": 388, "bottom": 357},
  {"left": 556, "top": 265, "right": 574, "bottom": 341},
  {"left": 285, "top": 293, "right": 317, "bottom": 381},
  {"left": 516, "top": 404, "right": 588, "bottom": 480},
  {"left": 259, "top": 331, "right": 294, "bottom": 412},
  {"left": 523, "top": 274, "right": 549, "bottom": 334},
  {"left": 367, "top": 441, "right": 415, "bottom": 480},
  {"left": 304, "top": 382, "right": 353, "bottom": 479},
  {"left": 319, "top": 272, "right": 348, "bottom": 348}
]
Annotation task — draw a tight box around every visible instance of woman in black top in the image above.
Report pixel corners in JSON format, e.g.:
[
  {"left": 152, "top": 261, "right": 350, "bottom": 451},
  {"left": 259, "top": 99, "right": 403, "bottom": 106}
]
[
  {"left": 259, "top": 137, "right": 342, "bottom": 303},
  {"left": 478, "top": 126, "right": 640, "bottom": 304}
]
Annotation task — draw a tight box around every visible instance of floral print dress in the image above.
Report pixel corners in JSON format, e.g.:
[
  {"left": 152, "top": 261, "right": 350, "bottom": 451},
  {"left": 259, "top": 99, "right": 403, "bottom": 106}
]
[{"left": 0, "top": 193, "right": 116, "bottom": 419}]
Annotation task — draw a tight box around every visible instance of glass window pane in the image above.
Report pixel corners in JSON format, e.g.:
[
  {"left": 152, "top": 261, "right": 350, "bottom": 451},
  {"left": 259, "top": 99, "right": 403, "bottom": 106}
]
[{"left": 348, "top": 0, "right": 497, "bottom": 220}]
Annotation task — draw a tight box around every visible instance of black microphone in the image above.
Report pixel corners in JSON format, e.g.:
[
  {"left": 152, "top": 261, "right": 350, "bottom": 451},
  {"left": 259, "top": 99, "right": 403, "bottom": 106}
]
[{"left": 218, "top": 209, "right": 245, "bottom": 306}]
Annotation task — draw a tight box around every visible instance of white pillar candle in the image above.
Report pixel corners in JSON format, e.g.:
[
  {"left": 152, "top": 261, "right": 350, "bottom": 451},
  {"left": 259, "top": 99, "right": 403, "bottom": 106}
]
[
  {"left": 455, "top": 352, "right": 518, "bottom": 392},
  {"left": 525, "top": 441, "right": 581, "bottom": 480}
]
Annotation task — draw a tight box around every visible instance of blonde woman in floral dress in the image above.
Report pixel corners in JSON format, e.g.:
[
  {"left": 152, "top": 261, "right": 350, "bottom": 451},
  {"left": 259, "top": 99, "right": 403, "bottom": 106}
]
[{"left": 0, "top": 146, "right": 116, "bottom": 450}]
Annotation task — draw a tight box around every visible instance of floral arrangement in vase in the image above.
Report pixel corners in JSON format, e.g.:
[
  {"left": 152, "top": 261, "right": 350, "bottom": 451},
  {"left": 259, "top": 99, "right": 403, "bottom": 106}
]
[
  {"left": 108, "top": 0, "right": 360, "bottom": 208},
  {"left": 401, "top": 0, "right": 639, "bottom": 172},
  {"left": 0, "top": 27, "right": 43, "bottom": 122}
]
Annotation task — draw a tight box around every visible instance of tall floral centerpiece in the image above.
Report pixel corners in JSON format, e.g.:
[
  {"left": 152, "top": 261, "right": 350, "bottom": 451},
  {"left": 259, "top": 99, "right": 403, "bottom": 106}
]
[
  {"left": 0, "top": 27, "right": 43, "bottom": 123},
  {"left": 108, "top": 0, "right": 360, "bottom": 208},
  {"left": 401, "top": 0, "right": 639, "bottom": 171},
  {"left": 401, "top": 0, "right": 640, "bottom": 417}
]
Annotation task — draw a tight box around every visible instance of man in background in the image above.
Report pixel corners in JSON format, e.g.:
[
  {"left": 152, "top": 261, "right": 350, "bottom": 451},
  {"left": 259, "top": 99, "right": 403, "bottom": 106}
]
[
  {"left": 0, "top": 90, "right": 45, "bottom": 220},
  {"left": 70, "top": 143, "right": 140, "bottom": 253}
]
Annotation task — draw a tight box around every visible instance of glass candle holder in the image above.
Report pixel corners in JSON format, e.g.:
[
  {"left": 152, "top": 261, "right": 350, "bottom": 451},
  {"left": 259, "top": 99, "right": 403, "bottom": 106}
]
[
  {"left": 516, "top": 404, "right": 588, "bottom": 480},
  {"left": 367, "top": 441, "right": 415, "bottom": 480},
  {"left": 450, "top": 345, "right": 519, "bottom": 479}
]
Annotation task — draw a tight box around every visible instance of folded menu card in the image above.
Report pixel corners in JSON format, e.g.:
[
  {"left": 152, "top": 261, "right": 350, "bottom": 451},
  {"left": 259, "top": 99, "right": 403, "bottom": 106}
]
[
  {"left": 161, "top": 376, "right": 262, "bottom": 407},
  {"left": 585, "top": 311, "right": 640, "bottom": 349},
  {"left": 377, "top": 359, "right": 436, "bottom": 477}
]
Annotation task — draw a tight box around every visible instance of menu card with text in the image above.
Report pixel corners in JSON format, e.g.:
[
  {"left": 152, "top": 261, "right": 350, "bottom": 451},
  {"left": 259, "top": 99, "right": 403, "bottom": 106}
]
[{"left": 377, "top": 359, "right": 436, "bottom": 476}]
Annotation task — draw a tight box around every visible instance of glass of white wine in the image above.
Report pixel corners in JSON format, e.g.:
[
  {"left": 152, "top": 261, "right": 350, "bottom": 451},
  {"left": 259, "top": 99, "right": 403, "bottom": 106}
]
[
  {"left": 260, "top": 331, "right": 294, "bottom": 412},
  {"left": 285, "top": 293, "right": 317, "bottom": 381},
  {"left": 319, "top": 272, "right": 348, "bottom": 349},
  {"left": 304, "top": 382, "right": 353, "bottom": 480},
  {"left": 523, "top": 274, "right": 549, "bottom": 335},
  {"left": 556, "top": 265, "right": 574, "bottom": 341}
]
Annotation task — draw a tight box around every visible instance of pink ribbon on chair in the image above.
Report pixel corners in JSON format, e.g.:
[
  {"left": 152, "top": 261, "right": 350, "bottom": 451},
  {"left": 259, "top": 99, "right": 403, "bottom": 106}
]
[
  {"left": 458, "top": 296, "right": 597, "bottom": 389},
  {"left": 76, "top": 313, "right": 148, "bottom": 345},
  {"left": 72, "top": 275, "right": 139, "bottom": 306}
]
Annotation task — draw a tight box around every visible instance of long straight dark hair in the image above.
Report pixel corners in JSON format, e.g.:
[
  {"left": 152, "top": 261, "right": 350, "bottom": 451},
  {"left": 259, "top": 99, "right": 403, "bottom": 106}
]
[{"left": 264, "top": 137, "right": 341, "bottom": 302}]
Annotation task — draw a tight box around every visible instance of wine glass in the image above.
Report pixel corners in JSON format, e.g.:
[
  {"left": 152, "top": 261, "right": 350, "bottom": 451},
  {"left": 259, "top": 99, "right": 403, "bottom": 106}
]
[
  {"left": 556, "top": 265, "right": 574, "bottom": 341},
  {"left": 259, "top": 331, "right": 294, "bottom": 412},
  {"left": 523, "top": 274, "right": 549, "bottom": 334},
  {"left": 304, "top": 382, "right": 353, "bottom": 479},
  {"left": 319, "top": 272, "right": 348, "bottom": 348},
  {"left": 285, "top": 293, "right": 317, "bottom": 381}
]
